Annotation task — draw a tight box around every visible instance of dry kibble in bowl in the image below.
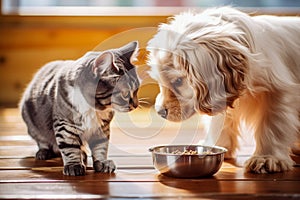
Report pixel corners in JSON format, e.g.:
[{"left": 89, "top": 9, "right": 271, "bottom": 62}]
[
  {"left": 171, "top": 149, "right": 199, "bottom": 155},
  {"left": 171, "top": 149, "right": 212, "bottom": 155}
]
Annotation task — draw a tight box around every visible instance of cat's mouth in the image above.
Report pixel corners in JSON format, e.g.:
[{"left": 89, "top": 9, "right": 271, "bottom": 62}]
[
  {"left": 94, "top": 101, "right": 133, "bottom": 112},
  {"left": 94, "top": 97, "right": 137, "bottom": 112},
  {"left": 111, "top": 102, "right": 136, "bottom": 112},
  {"left": 112, "top": 106, "right": 134, "bottom": 112}
]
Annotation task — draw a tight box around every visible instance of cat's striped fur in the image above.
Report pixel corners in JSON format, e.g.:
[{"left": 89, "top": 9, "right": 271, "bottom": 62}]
[{"left": 20, "top": 41, "right": 139, "bottom": 176}]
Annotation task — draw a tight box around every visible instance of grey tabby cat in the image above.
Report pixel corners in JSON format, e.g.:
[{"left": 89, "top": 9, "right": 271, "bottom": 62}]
[{"left": 20, "top": 41, "right": 140, "bottom": 176}]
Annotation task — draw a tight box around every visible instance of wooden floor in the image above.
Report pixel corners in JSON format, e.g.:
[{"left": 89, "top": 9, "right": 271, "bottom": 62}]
[{"left": 0, "top": 108, "right": 299, "bottom": 199}]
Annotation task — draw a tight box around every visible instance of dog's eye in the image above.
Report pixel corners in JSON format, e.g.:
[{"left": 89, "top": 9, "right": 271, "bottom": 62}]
[{"left": 172, "top": 78, "right": 183, "bottom": 87}]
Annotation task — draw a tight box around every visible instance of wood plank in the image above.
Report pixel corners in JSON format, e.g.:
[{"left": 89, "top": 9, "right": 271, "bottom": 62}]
[
  {"left": 1, "top": 157, "right": 299, "bottom": 182},
  {"left": 0, "top": 140, "right": 36, "bottom": 146},
  {"left": 1, "top": 167, "right": 300, "bottom": 183},
  {"left": 0, "top": 181, "right": 299, "bottom": 199},
  {"left": 0, "top": 156, "right": 154, "bottom": 169},
  {"left": 0, "top": 16, "right": 168, "bottom": 34},
  {"left": 0, "top": 146, "right": 37, "bottom": 158},
  {"left": 0, "top": 146, "right": 152, "bottom": 158}
]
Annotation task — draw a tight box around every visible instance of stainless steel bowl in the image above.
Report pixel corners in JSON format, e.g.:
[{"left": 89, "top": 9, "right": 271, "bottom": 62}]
[{"left": 149, "top": 145, "right": 227, "bottom": 178}]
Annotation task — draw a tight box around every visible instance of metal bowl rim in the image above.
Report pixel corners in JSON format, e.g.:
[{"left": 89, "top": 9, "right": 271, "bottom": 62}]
[{"left": 149, "top": 144, "right": 227, "bottom": 156}]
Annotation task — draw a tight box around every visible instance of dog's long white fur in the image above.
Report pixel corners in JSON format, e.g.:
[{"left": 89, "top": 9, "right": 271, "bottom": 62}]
[{"left": 147, "top": 7, "right": 300, "bottom": 173}]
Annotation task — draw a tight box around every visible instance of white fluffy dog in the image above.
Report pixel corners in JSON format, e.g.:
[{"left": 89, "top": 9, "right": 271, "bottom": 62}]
[{"left": 147, "top": 7, "right": 300, "bottom": 173}]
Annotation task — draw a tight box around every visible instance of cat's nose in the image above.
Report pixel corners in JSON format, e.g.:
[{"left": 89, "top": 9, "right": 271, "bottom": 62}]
[
  {"left": 130, "top": 99, "right": 138, "bottom": 109},
  {"left": 133, "top": 101, "right": 138, "bottom": 109},
  {"left": 158, "top": 108, "right": 168, "bottom": 119}
]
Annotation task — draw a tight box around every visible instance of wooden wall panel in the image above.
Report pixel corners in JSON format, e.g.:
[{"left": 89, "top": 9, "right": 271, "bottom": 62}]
[{"left": 0, "top": 16, "right": 166, "bottom": 106}]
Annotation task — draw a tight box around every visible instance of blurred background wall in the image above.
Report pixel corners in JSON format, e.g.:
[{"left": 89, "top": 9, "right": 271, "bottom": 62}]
[{"left": 0, "top": 0, "right": 299, "bottom": 107}]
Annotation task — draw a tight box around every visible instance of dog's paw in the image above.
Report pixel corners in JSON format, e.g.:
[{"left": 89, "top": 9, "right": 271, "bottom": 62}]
[
  {"left": 245, "top": 155, "right": 294, "bottom": 173},
  {"left": 93, "top": 160, "right": 116, "bottom": 173},
  {"left": 63, "top": 163, "right": 86, "bottom": 176}
]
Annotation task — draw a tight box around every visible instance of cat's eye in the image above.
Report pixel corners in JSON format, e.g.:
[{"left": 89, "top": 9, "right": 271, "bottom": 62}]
[
  {"left": 122, "top": 91, "right": 130, "bottom": 99},
  {"left": 172, "top": 77, "right": 183, "bottom": 87}
]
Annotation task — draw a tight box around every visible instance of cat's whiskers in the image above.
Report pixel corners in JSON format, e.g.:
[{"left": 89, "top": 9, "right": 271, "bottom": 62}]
[
  {"left": 137, "top": 97, "right": 151, "bottom": 109},
  {"left": 138, "top": 99, "right": 150, "bottom": 105},
  {"left": 138, "top": 97, "right": 149, "bottom": 100}
]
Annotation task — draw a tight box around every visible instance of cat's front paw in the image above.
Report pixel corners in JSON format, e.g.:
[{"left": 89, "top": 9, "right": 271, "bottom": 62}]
[
  {"left": 245, "top": 155, "right": 294, "bottom": 173},
  {"left": 63, "top": 163, "right": 86, "bottom": 176},
  {"left": 93, "top": 160, "right": 116, "bottom": 173},
  {"left": 36, "top": 149, "right": 59, "bottom": 160}
]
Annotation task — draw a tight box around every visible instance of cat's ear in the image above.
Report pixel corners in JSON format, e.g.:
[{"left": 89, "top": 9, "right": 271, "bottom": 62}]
[
  {"left": 93, "top": 51, "right": 119, "bottom": 75},
  {"left": 118, "top": 41, "right": 139, "bottom": 63}
]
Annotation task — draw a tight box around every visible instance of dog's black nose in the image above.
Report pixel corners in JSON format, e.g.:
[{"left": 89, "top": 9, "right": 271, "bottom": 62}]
[{"left": 158, "top": 108, "right": 168, "bottom": 119}]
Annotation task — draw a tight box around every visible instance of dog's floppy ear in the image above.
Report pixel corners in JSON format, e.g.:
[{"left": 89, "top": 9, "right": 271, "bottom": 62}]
[
  {"left": 187, "top": 38, "right": 248, "bottom": 115},
  {"left": 216, "top": 39, "right": 248, "bottom": 99}
]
